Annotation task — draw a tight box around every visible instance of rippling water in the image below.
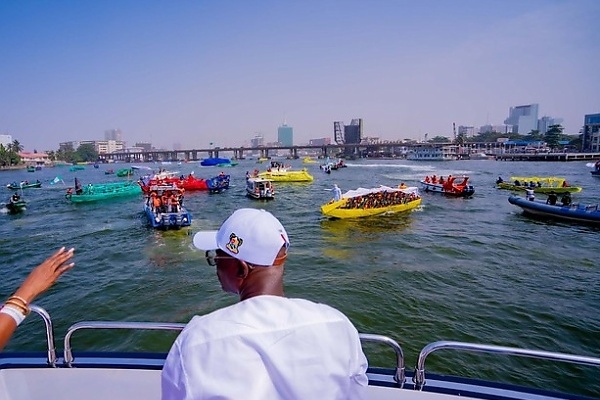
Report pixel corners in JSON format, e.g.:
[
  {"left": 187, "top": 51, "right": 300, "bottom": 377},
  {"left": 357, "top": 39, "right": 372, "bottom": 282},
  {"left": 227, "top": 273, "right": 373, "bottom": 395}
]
[{"left": 1, "top": 159, "right": 599, "bottom": 397}]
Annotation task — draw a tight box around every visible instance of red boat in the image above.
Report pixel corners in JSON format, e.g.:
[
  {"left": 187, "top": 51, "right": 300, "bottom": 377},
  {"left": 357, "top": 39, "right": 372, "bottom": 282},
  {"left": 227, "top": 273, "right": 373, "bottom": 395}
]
[
  {"left": 139, "top": 175, "right": 208, "bottom": 193},
  {"left": 420, "top": 175, "right": 475, "bottom": 197}
]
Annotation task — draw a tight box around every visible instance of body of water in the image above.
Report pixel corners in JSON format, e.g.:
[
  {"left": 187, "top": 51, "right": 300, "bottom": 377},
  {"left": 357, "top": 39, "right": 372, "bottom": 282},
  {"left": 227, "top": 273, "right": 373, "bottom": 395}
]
[{"left": 1, "top": 159, "right": 598, "bottom": 397}]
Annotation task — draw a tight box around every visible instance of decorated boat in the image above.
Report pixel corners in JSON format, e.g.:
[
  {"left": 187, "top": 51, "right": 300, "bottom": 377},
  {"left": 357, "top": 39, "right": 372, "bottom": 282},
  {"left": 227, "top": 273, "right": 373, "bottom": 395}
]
[
  {"left": 66, "top": 180, "right": 142, "bottom": 203},
  {"left": 143, "top": 183, "right": 191, "bottom": 230},
  {"left": 206, "top": 174, "right": 230, "bottom": 193},
  {"left": 257, "top": 164, "right": 314, "bottom": 182},
  {"left": 246, "top": 177, "right": 275, "bottom": 200},
  {"left": 6, "top": 181, "right": 42, "bottom": 190},
  {"left": 496, "top": 176, "right": 582, "bottom": 194},
  {"left": 5, "top": 306, "right": 596, "bottom": 399},
  {"left": 139, "top": 174, "right": 208, "bottom": 193},
  {"left": 321, "top": 186, "right": 422, "bottom": 219},
  {"left": 420, "top": 175, "right": 475, "bottom": 197},
  {"left": 508, "top": 195, "right": 600, "bottom": 225}
]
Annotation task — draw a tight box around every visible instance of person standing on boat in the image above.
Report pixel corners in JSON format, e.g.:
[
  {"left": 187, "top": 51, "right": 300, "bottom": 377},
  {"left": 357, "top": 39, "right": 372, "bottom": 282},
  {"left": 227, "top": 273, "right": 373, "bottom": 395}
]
[
  {"left": 333, "top": 183, "right": 342, "bottom": 201},
  {"left": 161, "top": 208, "right": 368, "bottom": 400},
  {"left": 0, "top": 247, "right": 75, "bottom": 350},
  {"left": 546, "top": 191, "right": 558, "bottom": 206},
  {"left": 525, "top": 187, "right": 535, "bottom": 201}
]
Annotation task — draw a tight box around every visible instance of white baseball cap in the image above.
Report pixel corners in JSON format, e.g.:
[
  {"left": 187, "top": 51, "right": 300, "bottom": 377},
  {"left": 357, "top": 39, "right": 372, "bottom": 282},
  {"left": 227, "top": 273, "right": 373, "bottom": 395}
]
[{"left": 193, "top": 208, "right": 290, "bottom": 266}]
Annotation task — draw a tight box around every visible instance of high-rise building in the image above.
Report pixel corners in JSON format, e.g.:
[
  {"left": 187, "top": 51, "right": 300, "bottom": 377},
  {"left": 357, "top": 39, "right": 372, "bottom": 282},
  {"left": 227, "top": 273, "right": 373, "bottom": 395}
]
[
  {"left": 250, "top": 134, "right": 264, "bottom": 148},
  {"left": 478, "top": 124, "right": 513, "bottom": 134},
  {"left": 582, "top": 113, "right": 600, "bottom": 152},
  {"left": 458, "top": 126, "right": 475, "bottom": 137},
  {"left": 277, "top": 124, "right": 293, "bottom": 147},
  {"left": 504, "top": 104, "right": 539, "bottom": 134},
  {"left": 538, "top": 116, "right": 564, "bottom": 134},
  {"left": 105, "top": 129, "right": 122, "bottom": 141},
  {"left": 135, "top": 142, "right": 153, "bottom": 152}
]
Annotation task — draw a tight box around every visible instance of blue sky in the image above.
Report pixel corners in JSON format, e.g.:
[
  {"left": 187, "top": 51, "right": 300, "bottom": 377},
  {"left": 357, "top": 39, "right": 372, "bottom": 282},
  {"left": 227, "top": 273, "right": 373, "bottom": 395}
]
[{"left": 1, "top": 0, "right": 599, "bottom": 151}]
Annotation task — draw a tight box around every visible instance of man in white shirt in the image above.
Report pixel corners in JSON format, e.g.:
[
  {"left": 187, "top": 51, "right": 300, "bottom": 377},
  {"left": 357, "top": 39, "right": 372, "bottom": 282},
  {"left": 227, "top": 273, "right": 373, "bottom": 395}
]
[
  {"left": 161, "top": 208, "right": 368, "bottom": 400},
  {"left": 333, "top": 183, "right": 343, "bottom": 201}
]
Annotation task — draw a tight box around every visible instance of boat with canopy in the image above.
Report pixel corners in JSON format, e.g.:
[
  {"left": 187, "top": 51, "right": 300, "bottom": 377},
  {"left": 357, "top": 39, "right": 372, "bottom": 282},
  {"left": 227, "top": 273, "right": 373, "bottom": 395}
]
[{"left": 321, "top": 185, "right": 421, "bottom": 219}]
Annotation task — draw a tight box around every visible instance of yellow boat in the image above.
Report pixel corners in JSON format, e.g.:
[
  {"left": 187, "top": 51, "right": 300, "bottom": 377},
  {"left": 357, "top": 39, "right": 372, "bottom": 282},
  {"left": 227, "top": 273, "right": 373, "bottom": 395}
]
[
  {"left": 302, "top": 157, "right": 317, "bottom": 164},
  {"left": 257, "top": 168, "right": 314, "bottom": 182},
  {"left": 321, "top": 186, "right": 421, "bottom": 219},
  {"left": 496, "top": 176, "right": 582, "bottom": 194}
]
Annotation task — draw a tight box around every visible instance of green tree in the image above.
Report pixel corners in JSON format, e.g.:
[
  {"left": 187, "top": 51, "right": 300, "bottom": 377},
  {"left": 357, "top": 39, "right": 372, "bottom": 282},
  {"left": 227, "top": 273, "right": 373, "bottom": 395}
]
[
  {"left": 525, "top": 129, "right": 544, "bottom": 141},
  {"left": 76, "top": 143, "right": 98, "bottom": 162},
  {"left": 429, "top": 136, "right": 450, "bottom": 143},
  {"left": 545, "top": 124, "right": 563, "bottom": 149},
  {"left": 9, "top": 139, "right": 24, "bottom": 153}
]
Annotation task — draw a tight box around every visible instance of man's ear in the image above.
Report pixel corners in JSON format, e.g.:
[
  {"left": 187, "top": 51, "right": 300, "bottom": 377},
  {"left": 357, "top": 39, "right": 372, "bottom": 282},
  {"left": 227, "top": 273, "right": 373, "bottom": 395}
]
[{"left": 237, "top": 260, "right": 251, "bottom": 278}]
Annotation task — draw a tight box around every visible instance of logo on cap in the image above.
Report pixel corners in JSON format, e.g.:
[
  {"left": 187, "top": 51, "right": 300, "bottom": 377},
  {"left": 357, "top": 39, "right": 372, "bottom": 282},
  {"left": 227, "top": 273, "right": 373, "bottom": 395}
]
[{"left": 226, "top": 232, "right": 243, "bottom": 254}]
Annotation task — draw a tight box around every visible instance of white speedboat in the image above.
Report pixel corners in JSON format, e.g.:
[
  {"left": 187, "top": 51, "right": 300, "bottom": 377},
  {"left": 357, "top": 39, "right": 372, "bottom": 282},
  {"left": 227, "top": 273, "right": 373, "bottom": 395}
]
[
  {"left": 246, "top": 177, "right": 275, "bottom": 200},
  {"left": 1, "top": 305, "right": 598, "bottom": 400}
]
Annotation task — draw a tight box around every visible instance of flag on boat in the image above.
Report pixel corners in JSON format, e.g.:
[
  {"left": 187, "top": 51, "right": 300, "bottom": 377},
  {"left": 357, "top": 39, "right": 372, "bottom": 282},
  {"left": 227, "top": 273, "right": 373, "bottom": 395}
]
[{"left": 50, "top": 176, "right": 64, "bottom": 185}]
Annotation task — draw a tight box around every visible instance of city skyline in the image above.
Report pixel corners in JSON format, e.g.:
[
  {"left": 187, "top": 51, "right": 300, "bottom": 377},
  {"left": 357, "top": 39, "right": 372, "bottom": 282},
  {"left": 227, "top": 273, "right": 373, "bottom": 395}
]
[{"left": 1, "top": 0, "right": 599, "bottom": 152}]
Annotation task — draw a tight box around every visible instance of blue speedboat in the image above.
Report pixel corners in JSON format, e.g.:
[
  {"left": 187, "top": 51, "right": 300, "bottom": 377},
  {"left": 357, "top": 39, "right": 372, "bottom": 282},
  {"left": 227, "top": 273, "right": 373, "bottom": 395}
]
[
  {"left": 508, "top": 195, "right": 600, "bottom": 225},
  {"left": 143, "top": 184, "right": 192, "bottom": 230},
  {"left": 206, "top": 174, "right": 230, "bottom": 193},
  {"left": 200, "top": 157, "right": 231, "bottom": 166}
]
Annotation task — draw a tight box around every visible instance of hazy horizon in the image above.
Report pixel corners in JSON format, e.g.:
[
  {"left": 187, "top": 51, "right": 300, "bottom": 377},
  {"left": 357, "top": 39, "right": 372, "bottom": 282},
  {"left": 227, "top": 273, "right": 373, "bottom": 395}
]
[{"left": 1, "top": 0, "right": 599, "bottom": 152}]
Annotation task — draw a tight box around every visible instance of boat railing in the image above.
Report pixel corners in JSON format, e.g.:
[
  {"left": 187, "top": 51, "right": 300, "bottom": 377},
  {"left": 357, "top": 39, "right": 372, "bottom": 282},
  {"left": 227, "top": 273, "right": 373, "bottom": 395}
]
[
  {"left": 27, "top": 305, "right": 406, "bottom": 380},
  {"left": 412, "top": 340, "right": 600, "bottom": 390}
]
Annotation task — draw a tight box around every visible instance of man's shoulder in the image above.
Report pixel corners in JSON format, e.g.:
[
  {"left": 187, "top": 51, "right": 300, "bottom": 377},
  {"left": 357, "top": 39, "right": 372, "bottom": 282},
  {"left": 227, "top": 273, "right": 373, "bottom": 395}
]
[{"left": 180, "top": 296, "right": 354, "bottom": 343}]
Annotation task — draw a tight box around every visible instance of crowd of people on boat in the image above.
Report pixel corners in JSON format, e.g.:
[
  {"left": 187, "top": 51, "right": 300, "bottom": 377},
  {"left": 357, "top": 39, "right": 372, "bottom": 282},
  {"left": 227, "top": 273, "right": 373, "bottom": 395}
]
[
  {"left": 339, "top": 189, "right": 420, "bottom": 209},
  {"left": 146, "top": 187, "right": 185, "bottom": 214},
  {"left": 496, "top": 177, "right": 570, "bottom": 188}
]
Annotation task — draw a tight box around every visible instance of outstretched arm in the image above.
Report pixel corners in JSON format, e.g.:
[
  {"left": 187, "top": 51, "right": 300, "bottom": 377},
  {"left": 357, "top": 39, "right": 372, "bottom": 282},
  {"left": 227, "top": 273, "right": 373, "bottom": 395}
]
[{"left": 0, "top": 247, "right": 75, "bottom": 350}]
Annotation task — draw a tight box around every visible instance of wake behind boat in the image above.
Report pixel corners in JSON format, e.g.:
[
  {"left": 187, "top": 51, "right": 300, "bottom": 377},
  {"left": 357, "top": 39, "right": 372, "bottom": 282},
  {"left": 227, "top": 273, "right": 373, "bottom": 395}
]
[
  {"left": 508, "top": 195, "right": 600, "bottom": 225},
  {"left": 2, "top": 304, "right": 598, "bottom": 400},
  {"left": 321, "top": 186, "right": 421, "bottom": 219}
]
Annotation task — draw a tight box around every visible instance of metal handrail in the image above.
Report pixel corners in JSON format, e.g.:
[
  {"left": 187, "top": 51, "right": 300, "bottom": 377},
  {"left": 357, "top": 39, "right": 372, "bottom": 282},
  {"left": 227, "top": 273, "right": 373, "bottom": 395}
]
[
  {"left": 27, "top": 304, "right": 57, "bottom": 367},
  {"left": 62, "top": 320, "right": 406, "bottom": 382},
  {"left": 413, "top": 340, "right": 600, "bottom": 390},
  {"left": 63, "top": 321, "right": 186, "bottom": 366},
  {"left": 359, "top": 333, "right": 405, "bottom": 387}
]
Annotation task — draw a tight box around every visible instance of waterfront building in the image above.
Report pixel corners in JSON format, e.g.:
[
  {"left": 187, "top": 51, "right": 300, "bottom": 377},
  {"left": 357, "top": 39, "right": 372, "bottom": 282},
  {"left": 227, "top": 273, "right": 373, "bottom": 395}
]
[
  {"left": 19, "top": 151, "right": 49, "bottom": 165},
  {"left": 105, "top": 129, "right": 122, "bottom": 141},
  {"left": 458, "top": 126, "right": 476, "bottom": 137},
  {"left": 277, "top": 123, "right": 293, "bottom": 147},
  {"left": 504, "top": 104, "right": 539, "bottom": 134},
  {"left": 59, "top": 140, "right": 125, "bottom": 155},
  {"left": 406, "top": 144, "right": 459, "bottom": 161},
  {"left": 0, "top": 134, "right": 12, "bottom": 148},
  {"left": 582, "top": 113, "right": 600, "bottom": 152},
  {"left": 334, "top": 118, "right": 363, "bottom": 157}
]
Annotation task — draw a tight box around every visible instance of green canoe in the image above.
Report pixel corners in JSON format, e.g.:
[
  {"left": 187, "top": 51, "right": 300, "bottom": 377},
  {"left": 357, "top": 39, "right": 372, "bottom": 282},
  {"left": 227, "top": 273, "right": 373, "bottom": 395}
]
[{"left": 66, "top": 181, "right": 142, "bottom": 203}]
